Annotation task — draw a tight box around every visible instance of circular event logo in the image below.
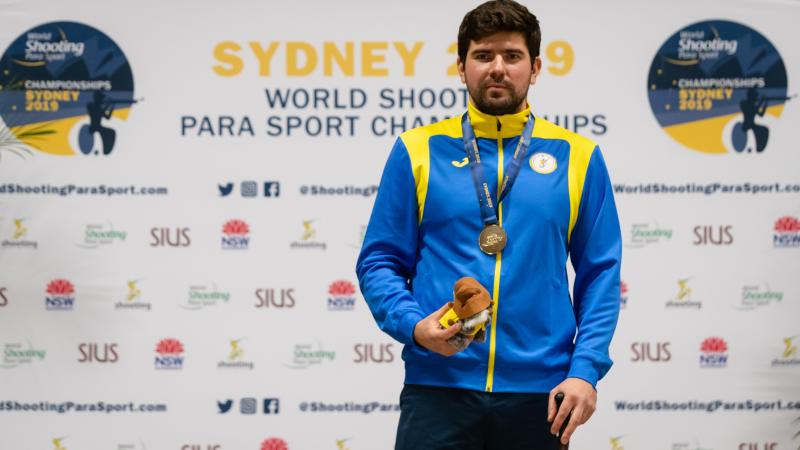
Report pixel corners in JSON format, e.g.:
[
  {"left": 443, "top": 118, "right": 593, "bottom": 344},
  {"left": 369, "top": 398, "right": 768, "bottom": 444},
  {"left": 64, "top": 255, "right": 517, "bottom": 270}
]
[
  {"left": 647, "top": 20, "right": 791, "bottom": 154},
  {"left": 0, "top": 21, "right": 137, "bottom": 158}
]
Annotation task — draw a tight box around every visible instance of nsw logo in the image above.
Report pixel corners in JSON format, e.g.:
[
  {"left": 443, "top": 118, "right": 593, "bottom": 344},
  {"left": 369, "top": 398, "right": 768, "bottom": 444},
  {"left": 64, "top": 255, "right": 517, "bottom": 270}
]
[
  {"left": 154, "top": 338, "right": 184, "bottom": 370},
  {"left": 260, "top": 438, "right": 288, "bottom": 450},
  {"left": 221, "top": 219, "right": 250, "bottom": 250},
  {"left": 699, "top": 337, "right": 728, "bottom": 368},
  {"left": 45, "top": 278, "right": 75, "bottom": 311},
  {"left": 328, "top": 280, "right": 356, "bottom": 311},
  {"left": 774, "top": 216, "right": 800, "bottom": 248}
]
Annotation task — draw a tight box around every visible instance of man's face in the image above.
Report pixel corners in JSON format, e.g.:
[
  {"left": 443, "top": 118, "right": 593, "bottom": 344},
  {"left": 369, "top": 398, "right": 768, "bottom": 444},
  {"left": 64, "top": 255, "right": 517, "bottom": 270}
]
[{"left": 458, "top": 32, "right": 541, "bottom": 115}]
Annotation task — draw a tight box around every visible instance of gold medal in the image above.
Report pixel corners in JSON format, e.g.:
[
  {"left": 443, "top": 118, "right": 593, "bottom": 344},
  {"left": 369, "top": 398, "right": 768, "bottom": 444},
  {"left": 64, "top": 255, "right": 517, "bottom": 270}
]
[{"left": 478, "top": 224, "right": 507, "bottom": 255}]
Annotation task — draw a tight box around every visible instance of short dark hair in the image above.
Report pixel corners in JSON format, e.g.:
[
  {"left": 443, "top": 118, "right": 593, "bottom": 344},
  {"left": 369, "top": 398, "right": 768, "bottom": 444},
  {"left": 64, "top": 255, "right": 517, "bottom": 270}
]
[{"left": 457, "top": 0, "right": 541, "bottom": 63}]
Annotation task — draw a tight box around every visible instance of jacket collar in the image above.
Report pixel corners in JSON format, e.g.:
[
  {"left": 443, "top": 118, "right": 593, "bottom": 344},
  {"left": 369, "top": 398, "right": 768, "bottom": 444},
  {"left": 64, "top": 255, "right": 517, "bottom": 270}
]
[{"left": 466, "top": 100, "right": 531, "bottom": 139}]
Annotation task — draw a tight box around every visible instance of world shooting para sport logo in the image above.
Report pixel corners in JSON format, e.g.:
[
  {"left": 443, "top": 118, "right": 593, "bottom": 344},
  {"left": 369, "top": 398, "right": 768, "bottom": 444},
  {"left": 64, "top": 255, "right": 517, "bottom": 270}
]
[
  {"left": 648, "top": 20, "right": 792, "bottom": 155},
  {"left": 0, "top": 21, "right": 139, "bottom": 159}
]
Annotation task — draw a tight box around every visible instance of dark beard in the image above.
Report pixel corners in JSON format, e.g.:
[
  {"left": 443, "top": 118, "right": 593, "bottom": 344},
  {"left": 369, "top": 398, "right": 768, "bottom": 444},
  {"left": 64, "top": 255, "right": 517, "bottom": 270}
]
[{"left": 472, "top": 86, "right": 527, "bottom": 116}]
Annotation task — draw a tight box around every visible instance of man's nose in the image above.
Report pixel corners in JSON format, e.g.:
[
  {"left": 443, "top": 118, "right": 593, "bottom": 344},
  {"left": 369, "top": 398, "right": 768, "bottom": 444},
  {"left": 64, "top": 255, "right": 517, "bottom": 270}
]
[{"left": 488, "top": 55, "right": 506, "bottom": 78}]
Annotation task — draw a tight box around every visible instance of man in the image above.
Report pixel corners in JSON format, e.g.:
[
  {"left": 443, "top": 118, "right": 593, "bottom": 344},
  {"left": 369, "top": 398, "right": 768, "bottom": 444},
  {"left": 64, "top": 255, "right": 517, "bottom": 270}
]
[{"left": 356, "top": 1, "right": 621, "bottom": 448}]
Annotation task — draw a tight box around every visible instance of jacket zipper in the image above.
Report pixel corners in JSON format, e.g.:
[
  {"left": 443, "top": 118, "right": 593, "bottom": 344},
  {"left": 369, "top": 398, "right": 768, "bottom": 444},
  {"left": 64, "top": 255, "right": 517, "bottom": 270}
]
[{"left": 485, "top": 118, "right": 503, "bottom": 392}]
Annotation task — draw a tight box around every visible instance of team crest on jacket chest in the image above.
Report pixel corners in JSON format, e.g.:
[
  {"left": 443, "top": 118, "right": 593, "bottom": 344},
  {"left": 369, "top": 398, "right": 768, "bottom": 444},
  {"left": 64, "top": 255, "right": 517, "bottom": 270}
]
[{"left": 529, "top": 152, "right": 557, "bottom": 174}]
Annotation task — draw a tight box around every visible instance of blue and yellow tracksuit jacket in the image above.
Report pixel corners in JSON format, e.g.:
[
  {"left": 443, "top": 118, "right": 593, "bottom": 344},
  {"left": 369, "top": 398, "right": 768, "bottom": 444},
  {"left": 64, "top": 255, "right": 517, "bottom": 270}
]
[{"left": 356, "top": 102, "right": 621, "bottom": 393}]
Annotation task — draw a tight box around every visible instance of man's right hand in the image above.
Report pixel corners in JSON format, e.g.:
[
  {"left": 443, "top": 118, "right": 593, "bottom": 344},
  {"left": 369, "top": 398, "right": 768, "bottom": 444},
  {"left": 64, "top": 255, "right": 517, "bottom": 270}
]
[{"left": 413, "top": 302, "right": 464, "bottom": 356}]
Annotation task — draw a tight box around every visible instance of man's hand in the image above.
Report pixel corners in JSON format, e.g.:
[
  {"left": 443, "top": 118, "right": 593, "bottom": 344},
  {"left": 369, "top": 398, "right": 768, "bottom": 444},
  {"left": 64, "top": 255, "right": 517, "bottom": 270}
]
[
  {"left": 413, "top": 302, "right": 464, "bottom": 356},
  {"left": 547, "top": 377, "right": 597, "bottom": 444}
]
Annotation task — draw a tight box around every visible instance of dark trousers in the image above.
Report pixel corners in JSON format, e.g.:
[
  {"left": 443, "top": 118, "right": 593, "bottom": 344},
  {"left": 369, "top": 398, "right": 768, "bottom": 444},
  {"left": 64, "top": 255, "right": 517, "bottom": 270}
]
[{"left": 395, "top": 384, "right": 562, "bottom": 450}]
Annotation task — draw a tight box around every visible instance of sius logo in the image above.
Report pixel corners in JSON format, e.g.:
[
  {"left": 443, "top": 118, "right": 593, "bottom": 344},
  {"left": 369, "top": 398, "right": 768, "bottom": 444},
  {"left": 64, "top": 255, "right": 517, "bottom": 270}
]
[
  {"left": 78, "top": 342, "right": 119, "bottom": 363},
  {"left": 630, "top": 342, "right": 671, "bottom": 362},
  {"left": 150, "top": 227, "right": 191, "bottom": 247},
  {"left": 699, "top": 337, "right": 728, "bottom": 367},
  {"left": 328, "top": 280, "right": 356, "bottom": 311},
  {"left": 154, "top": 338, "right": 184, "bottom": 370},
  {"left": 353, "top": 343, "right": 395, "bottom": 363},
  {"left": 254, "top": 288, "right": 295, "bottom": 308},
  {"left": 692, "top": 225, "right": 733, "bottom": 245},
  {"left": 774, "top": 216, "right": 800, "bottom": 248},
  {"left": 45, "top": 278, "right": 75, "bottom": 311},
  {"left": 738, "top": 444, "right": 777, "bottom": 450},
  {"left": 221, "top": 219, "right": 250, "bottom": 250}
]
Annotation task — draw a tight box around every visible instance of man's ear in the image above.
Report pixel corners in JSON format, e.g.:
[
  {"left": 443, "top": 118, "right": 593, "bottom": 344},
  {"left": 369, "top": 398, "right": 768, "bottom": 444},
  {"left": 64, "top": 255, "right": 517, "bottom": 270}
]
[
  {"left": 457, "top": 57, "right": 466, "bottom": 84},
  {"left": 530, "top": 56, "right": 542, "bottom": 85}
]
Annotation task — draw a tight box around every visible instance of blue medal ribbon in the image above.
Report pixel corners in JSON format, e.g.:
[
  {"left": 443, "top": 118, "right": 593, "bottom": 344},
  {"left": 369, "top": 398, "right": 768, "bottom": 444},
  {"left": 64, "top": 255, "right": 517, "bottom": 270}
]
[{"left": 461, "top": 112, "right": 535, "bottom": 227}]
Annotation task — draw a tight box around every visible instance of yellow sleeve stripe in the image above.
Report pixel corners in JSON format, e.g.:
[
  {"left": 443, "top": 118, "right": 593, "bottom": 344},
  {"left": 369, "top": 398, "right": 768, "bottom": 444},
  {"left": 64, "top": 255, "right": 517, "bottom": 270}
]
[
  {"left": 400, "top": 116, "right": 462, "bottom": 224},
  {"left": 532, "top": 117, "right": 597, "bottom": 243}
]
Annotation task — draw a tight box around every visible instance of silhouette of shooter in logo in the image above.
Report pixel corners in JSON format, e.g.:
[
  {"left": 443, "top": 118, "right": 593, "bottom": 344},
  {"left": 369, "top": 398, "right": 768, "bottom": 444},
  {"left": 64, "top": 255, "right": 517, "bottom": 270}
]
[
  {"left": 78, "top": 91, "right": 139, "bottom": 155},
  {"left": 731, "top": 88, "right": 794, "bottom": 153}
]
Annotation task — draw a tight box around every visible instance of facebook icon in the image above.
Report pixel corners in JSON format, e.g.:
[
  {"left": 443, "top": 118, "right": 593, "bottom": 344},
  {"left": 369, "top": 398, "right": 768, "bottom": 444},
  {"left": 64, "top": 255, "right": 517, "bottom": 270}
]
[
  {"left": 263, "top": 398, "right": 280, "bottom": 414},
  {"left": 264, "top": 182, "right": 280, "bottom": 197}
]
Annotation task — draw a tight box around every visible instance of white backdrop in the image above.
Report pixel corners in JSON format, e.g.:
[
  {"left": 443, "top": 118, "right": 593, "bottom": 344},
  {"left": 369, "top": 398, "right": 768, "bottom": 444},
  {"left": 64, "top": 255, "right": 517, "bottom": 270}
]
[{"left": 0, "top": 0, "right": 799, "bottom": 449}]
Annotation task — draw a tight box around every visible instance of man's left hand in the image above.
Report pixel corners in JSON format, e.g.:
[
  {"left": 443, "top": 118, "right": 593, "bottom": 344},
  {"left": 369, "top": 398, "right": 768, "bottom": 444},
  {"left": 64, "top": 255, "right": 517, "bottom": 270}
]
[{"left": 547, "top": 377, "right": 597, "bottom": 445}]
